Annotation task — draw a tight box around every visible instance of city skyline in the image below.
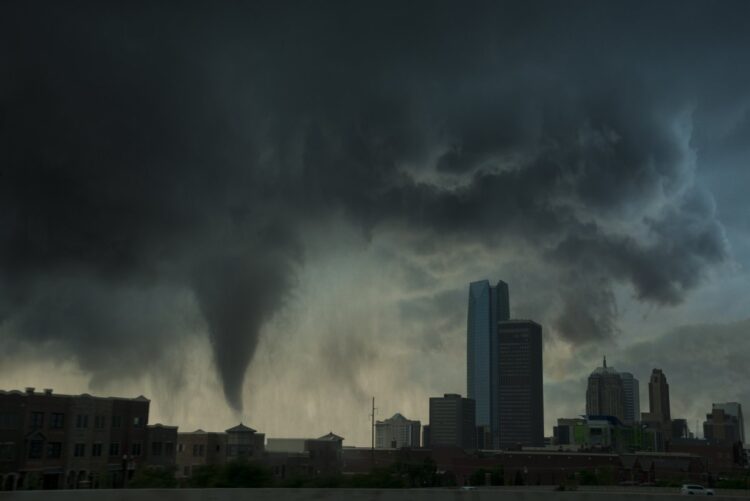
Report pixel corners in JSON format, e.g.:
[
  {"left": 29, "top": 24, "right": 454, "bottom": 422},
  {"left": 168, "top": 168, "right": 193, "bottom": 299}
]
[{"left": 2, "top": 0, "right": 750, "bottom": 448}]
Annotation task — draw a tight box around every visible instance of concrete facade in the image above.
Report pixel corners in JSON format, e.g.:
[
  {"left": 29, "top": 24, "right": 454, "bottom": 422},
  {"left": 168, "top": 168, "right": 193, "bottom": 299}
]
[
  {"left": 175, "top": 430, "right": 227, "bottom": 478},
  {"left": 496, "top": 320, "right": 544, "bottom": 449},
  {"left": 428, "top": 394, "right": 476, "bottom": 449},
  {"left": 375, "top": 413, "right": 420, "bottom": 449}
]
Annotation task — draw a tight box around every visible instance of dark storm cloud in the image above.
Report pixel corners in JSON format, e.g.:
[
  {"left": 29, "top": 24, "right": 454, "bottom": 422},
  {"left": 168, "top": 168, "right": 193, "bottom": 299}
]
[
  {"left": 1, "top": 1, "right": 748, "bottom": 409},
  {"left": 619, "top": 319, "right": 750, "bottom": 424}
]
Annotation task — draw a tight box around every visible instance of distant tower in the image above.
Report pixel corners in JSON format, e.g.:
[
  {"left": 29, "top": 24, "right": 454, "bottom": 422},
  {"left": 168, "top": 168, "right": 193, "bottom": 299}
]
[
  {"left": 586, "top": 356, "right": 625, "bottom": 421},
  {"left": 648, "top": 369, "right": 671, "bottom": 425},
  {"left": 620, "top": 372, "right": 641, "bottom": 425},
  {"left": 428, "top": 394, "right": 476, "bottom": 449},
  {"left": 496, "top": 319, "right": 544, "bottom": 448},
  {"left": 467, "top": 280, "right": 509, "bottom": 437},
  {"left": 711, "top": 403, "right": 745, "bottom": 443}
]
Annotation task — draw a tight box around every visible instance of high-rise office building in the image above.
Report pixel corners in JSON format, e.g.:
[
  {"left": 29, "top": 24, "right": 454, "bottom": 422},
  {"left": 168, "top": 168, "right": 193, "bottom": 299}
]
[
  {"left": 496, "top": 320, "right": 544, "bottom": 448},
  {"left": 467, "top": 280, "right": 509, "bottom": 436},
  {"left": 712, "top": 403, "right": 745, "bottom": 443},
  {"left": 640, "top": 368, "right": 671, "bottom": 451},
  {"left": 375, "top": 413, "right": 421, "bottom": 449},
  {"left": 586, "top": 357, "right": 625, "bottom": 422},
  {"left": 620, "top": 372, "right": 640, "bottom": 425},
  {"left": 428, "top": 394, "right": 476, "bottom": 449},
  {"left": 648, "top": 369, "right": 671, "bottom": 425}
]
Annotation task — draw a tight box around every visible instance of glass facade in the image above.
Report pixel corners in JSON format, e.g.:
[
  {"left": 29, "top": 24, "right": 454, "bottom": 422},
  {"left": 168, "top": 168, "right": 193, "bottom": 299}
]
[
  {"left": 466, "top": 280, "right": 509, "bottom": 434},
  {"left": 620, "top": 372, "right": 640, "bottom": 426}
]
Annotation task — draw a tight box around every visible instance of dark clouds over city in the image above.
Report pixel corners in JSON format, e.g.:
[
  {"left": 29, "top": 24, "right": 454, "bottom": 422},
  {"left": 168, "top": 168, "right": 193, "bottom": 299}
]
[{"left": 1, "top": 1, "right": 748, "bottom": 441}]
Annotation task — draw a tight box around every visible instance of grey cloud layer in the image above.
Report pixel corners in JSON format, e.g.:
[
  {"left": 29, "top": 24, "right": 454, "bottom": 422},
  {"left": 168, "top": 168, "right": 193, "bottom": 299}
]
[{"left": 1, "top": 1, "right": 747, "bottom": 410}]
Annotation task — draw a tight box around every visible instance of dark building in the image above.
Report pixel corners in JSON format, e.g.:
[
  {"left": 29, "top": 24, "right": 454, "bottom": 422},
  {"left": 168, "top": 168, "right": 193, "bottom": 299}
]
[
  {"left": 644, "top": 369, "right": 671, "bottom": 424},
  {"left": 176, "top": 429, "right": 227, "bottom": 478},
  {"left": 467, "top": 280, "right": 509, "bottom": 442},
  {"left": 586, "top": 357, "right": 625, "bottom": 422},
  {"left": 641, "top": 369, "right": 672, "bottom": 451},
  {"left": 496, "top": 320, "right": 544, "bottom": 448},
  {"left": 712, "top": 403, "right": 745, "bottom": 444},
  {"left": 704, "top": 408, "right": 741, "bottom": 444},
  {"left": 422, "top": 425, "right": 430, "bottom": 449},
  {"left": 145, "top": 424, "right": 177, "bottom": 469},
  {"left": 428, "top": 394, "right": 476, "bottom": 449},
  {"left": 671, "top": 419, "right": 690, "bottom": 440},
  {"left": 225, "top": 423, "right": 265, "bottom": 460},
  {"left": 668, "top": 438, "right": 747, "bottom": 474},
  {"left": 0, "top": 388, "right": 156, "bottom": 490}
]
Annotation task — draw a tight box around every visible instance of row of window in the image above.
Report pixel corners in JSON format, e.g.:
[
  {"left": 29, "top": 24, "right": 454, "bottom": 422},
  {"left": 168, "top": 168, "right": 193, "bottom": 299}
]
[
  {"left": 26, "top": 441, "right": 155, "bottom": 459},
  {"left": 175, "top": 443, "right": 222, "bottom": 455},
  {"left": 28, "top": 412, "right": 144, "bottom": 430}
]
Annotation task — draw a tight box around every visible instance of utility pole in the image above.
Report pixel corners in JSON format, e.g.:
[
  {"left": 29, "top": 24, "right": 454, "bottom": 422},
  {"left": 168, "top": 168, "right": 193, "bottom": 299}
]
[{"left": 369, "top": 397, "right": 377, "bottom": 468}]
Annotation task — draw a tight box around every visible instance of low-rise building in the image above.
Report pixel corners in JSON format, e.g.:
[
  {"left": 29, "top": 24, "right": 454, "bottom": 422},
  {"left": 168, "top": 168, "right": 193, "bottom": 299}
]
[
  {"left": 175, "top": 429, "right": 227, "bottom": 478},
  {"left": 0, "top": 388, "right": 156, "bottom": 490},
  {"left": 145, "top": 424, "right": 177, "bottom": 469}
]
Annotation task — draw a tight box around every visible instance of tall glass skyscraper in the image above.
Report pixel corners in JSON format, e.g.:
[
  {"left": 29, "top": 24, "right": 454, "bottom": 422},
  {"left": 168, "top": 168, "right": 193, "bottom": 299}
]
[{"left": 467, "top": 280, "right": 509, "bottom": 437}]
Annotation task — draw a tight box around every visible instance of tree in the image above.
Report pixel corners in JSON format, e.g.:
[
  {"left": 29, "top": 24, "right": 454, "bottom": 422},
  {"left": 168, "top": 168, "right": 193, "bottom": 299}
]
[{"left": 129, "top": 467, "right": 177, "bottom": 488}]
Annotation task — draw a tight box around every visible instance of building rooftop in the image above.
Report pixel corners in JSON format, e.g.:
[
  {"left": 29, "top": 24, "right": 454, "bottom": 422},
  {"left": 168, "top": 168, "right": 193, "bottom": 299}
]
[
  {"left": 226, "top": 423, "right": 257, "bottom": 433},
  {"left": 317, "top": 432, "right": 344, "bottom": 442},
  {"left": 0, "top": 388, "right": 150, "bottom": 402},
  {"left": 591, "top": 356, "right": 619, "bottom": 376}
]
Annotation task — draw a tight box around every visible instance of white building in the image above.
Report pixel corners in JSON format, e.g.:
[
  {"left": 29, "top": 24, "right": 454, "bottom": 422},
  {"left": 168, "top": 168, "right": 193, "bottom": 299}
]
[{"left": 375, "top": 413, "right": 420, "bottom": 449}]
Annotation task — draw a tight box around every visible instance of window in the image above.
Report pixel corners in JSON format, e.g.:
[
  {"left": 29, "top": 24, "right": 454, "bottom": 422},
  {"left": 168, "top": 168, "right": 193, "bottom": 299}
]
[
  {"left": 0, "top": 413, "right": 20, "bottom": 430},
  {"left": 151, "top": 441, "right": 162, "bottom": 456},
  {"left": 131, "top": 442, "right": 141, "bottom": 456},
  {"left": 109, "top": 443, "right": 120, "bottom": 456},
  {"left": 28, "top": 440, "right": 43, "bottom": 459},
  {"left": 112, "top": 416, "right": 122, "bottom": 428},
  {"left": 183, "top": 466, "right": 190, "bottom": 477},
  {"left": 92, "top": 443, "right": 103, "bottom": 457},
  {"left": 133, "top": 416, "right": 143, "bottom": 427},
  {"left": 199, "top": 444, "right": 204, "bottom": 456},
  {"left": 0, "top": 442, "right": 14, "bottom": 460},
  {"left": 177, "top": 443, "right": 184, "bottom": 453},
  {"left": 73, "top": 443, "right": 85, "bottom": 457},
  {"left": 30, "top": 412, "right": 44, "bottom": 429},
  {"left": 47, "top": 442, "right": 62, "bottom": 458},
  {"left": 164, "top": 442, "right": 174, "bottom": 455},
  {"left": 51, "top": 413, "right": 65, "bottom": 429},
  {"left": 94, "top": 415, "right": 106, "bottom": 429},
  {"left": 216, "top": 444, "right": 221, "bottom": 452},
  {"left": 192, "top": 444, "right": 200, "bottom": 457},
  {"left": 76, "top": 415, "right": 88, "bottom": 429}
]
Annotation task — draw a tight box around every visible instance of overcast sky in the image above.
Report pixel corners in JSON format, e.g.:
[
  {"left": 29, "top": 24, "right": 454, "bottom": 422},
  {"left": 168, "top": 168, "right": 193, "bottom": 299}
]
[{"left": 1, "top": 1, "right": 749, "bottom": 445}]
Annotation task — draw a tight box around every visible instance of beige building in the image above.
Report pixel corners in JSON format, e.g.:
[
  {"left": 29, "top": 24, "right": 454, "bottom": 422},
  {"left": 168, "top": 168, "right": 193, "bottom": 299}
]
[
  {"left": 375, "top": 413, "right": 420, "bottom": 449},
  {"left": 175, "top": 423, "right": 265, "bottom": 478},
  {"left": 175, "top": 430, "right": 227, "bottom": 478}
]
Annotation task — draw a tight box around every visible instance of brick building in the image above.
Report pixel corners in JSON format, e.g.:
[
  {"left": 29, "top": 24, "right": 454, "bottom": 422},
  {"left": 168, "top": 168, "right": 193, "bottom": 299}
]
[
  {"left": 0, "top": 388, "right": 165, "bottom": 490},
  {"left": 175, "top": 429, "right": 227, "bottom": 478}
]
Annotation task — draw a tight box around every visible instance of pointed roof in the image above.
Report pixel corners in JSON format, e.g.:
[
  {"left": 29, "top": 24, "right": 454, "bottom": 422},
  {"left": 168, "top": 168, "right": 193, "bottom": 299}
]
[
  {"left": 317, "top": 432, "right": 344, "bottom": 441},
  {"left": 592, "top": 355, "right": 619, "bottom": 376},
  {"left": 226, "top": 422, "right": 257, "bottom": 433}
]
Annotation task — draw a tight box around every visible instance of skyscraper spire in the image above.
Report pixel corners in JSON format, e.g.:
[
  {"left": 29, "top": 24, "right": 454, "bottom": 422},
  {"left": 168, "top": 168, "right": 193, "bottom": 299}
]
[{"left": 603, "top": 355, "right": 607, "bottom": 368}]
